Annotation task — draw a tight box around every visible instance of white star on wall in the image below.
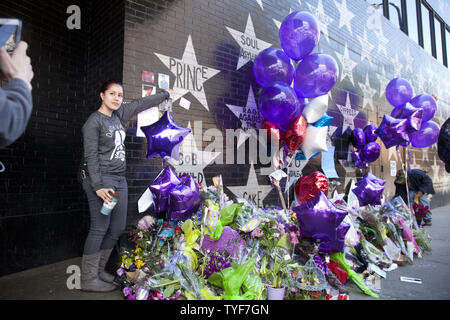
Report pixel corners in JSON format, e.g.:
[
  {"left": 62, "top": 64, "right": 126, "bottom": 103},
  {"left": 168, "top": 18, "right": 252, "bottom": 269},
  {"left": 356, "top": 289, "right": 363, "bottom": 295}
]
[
  {"left": 387, "top": 145, "right": 398, "bottom": 161},
  {"left": 256, "top": 0, "right": 264, "bottom": 10},
  {"left": 403, "top": 46, "right": 414, "bottom": 74},
  {"left": 374, "top": 28, "right": 389, "bottom": 57},
  {"left": 335, "top": 0, "right": 355, "bottom": 35},
  {"left": 285, "top": 159, "right": 309, "bottom": 192},
  {"left": 226, "top": 14, "right": 272, "bottom": 70},
  {"left": 337, "top": 92, "right": 359, "bottom": 133},
  {"left": 154, "top": 35, "right": 221, "bottom": 111},
  {"left": 422, "top": 147, "right": 429, "bottom": 162},
  {"left": 226, "top": 85, "right": 262, "bottom": 148},
  {"left": 338, "top": 158, "right": 357, "bottom": 191},
  {"left": 306, "top": 0, "right": 334, "bottom": 39},
  {"left": 410, "top": 151, "right": 419, "bottom": 169},
  {"left": 359, "top": 73, "right": 377, "bottom": 112},
  {"left": 392, "top": 52, "right": 403, "bottom": 77},
  {"left": 431, "top": 156, "right": 440, "bottom": 183},
  {"left": 167, "top": 122, "right": 222, "bottom": 178},
  {"left": 227, "top": 163, "right": 273, "bottom": 207},
  {"left": 357, "top": 27, "right": 375, "bottom": 64},
  {"left": 335, "top": 45, "right": 358, "bottom": 86}
]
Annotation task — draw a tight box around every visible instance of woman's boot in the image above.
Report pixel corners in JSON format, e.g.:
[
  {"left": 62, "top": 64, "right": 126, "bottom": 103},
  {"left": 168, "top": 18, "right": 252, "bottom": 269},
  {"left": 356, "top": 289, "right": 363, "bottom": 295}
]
[
  {"left": 98, "top": 248, "right": 116, "bottom": 283},
  {"left": 81, "top": 252, "right": 117, "bottom": 292}
]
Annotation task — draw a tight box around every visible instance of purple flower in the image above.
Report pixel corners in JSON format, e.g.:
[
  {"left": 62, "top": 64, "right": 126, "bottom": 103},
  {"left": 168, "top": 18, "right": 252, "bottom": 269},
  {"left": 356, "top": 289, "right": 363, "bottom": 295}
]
[
  {"left": 116, "top": 268, "right": 124, "bottom": 276},
  {"left": 123, "top": 287, "right": 132, "bottom": 297},
  {"left": 251, "top": 227, "right": 263, "bottom": 238}
]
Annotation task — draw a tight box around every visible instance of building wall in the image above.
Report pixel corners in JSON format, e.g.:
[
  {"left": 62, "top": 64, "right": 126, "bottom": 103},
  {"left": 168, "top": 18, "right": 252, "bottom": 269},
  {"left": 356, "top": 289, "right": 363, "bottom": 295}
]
[
  {"left": 0, "top": 0, "right": 124, "bottom": 276},
  {"left": 121, "top": 0, "right": 450, "bottom": 224},
  {"left": 0, "top": 0, "right": 448, "bottom": 276}
]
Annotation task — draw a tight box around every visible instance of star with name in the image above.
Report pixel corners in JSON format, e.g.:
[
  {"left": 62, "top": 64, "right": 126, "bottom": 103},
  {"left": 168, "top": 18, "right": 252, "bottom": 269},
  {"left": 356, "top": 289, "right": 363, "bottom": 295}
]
[
  {"left": 359, "top": 73, "right": 377, "bottom": 112},
  {"left": 335, "top": 0, "right": 355, "bottom": 35},
  {"left": 285, "top": 159, "right": 309, "bottom": 192},
  {"left": 337, "top": 92, "right": 359, "bottom": 133},
  {"left": 256, "top": 0, "right": 264, "bottom": 10},
  {"left": 227, "top": 163, "right": 273, "bottom": 207},
  {"left": 335, "top": 45, "right": 358, "bottom": 86},
  {"left": 166, "top": 122, "right": 222, "bottom": 178},
  {"left": 226, "top": 14, "right": 272, "bottom": 70},
  {"left": 154, "top": 35, "right": 221, "bottom": 111},
  {"left": 227, "top": 85, "right": 262, "bottom": 148},
  {"left": 387, "top": 145, "right": 398, "bottom": 162},
  {"left": 421, "top": 147, "right": 429, "bottom": 162},
  {"left": 306, "top": 0, "right": 334, "bottom": 39}
]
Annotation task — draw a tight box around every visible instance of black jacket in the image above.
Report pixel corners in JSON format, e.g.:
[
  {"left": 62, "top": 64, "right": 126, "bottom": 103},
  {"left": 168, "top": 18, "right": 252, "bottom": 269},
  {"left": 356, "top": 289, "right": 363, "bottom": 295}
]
[{"left": 408, "top": 169, "right": 435, "bottom": 195}]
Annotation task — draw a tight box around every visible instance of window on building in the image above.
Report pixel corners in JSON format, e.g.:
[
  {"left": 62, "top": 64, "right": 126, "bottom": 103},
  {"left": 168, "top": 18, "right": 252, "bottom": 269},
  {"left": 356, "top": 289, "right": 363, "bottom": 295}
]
[
  {"left": 406, "top": 0, "right": 419, "bottom": 44},
  {"left": 389, "top": 0, "right": 402, "bottom": 29},
  {"left": 434, "top": 17, "right": 443, "bottom": 63},
  {"left": 421, "top": 3, "right": 432, "bottom": 55}
]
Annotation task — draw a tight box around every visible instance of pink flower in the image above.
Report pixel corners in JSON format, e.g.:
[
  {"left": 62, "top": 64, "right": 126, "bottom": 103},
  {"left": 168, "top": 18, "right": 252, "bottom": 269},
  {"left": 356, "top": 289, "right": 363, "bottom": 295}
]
[
  {"left": 275, "top": 222, "right": 286, "bottom": 235},
  {"left": 272, "top": 232, "right": 280, "bottom": 238},
  {"left": 289, "top": 231, "right": 299, "bottom": 245},
  {"left": 251, "top": 227, "right": 263, "bottom": 238}
]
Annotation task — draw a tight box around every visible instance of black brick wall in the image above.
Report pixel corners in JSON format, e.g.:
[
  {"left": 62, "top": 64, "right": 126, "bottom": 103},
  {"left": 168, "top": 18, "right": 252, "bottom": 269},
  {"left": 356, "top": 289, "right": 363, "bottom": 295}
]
[
  {"left": 0, "top": 0, "right": 448, "bottom": 276},
  {"left": 0, "top": 0, "right": 124, "bottom": 276}
]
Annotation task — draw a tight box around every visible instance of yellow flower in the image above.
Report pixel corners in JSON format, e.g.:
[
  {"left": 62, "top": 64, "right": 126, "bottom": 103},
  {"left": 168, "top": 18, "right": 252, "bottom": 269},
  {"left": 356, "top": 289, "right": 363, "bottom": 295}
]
[
  {"left": 134, "top": 248, "right": 142, "bottom": 254},
  {"left": 135, "top": 259, "right": 145, "bottom": 269}
]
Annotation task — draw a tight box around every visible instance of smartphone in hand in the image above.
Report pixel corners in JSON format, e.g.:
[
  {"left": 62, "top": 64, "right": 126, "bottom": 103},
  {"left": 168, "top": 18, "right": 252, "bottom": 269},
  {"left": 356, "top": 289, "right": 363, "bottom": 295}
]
[{"left": 0, "top": 18, "right": 22, "bottom": 53}]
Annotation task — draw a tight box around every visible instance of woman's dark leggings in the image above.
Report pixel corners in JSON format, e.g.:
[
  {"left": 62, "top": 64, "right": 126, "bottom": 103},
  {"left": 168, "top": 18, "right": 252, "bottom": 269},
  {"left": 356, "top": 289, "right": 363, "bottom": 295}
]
[{"left": 82, "top": 174, "right": 128, "bottom": 255}]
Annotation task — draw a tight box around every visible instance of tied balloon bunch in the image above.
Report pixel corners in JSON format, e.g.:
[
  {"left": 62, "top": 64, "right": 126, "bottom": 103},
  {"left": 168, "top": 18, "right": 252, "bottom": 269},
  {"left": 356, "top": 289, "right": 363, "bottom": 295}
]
[
  {"left": 350, "top": 125, "right": 381, "bottom": 169},
  {"left": 149, "top": 165, "right": 202, "bottom": 221},
  {"left": 377, "top": 78, "right": 439, "bottom": 149},
  {"left": 253, "top": 11, "right": 339, "bottom": 170}
]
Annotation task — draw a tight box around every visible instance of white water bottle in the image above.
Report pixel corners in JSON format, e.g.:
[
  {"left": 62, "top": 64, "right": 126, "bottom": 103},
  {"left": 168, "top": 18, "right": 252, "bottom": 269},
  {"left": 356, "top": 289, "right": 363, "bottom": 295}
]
[{"left": 101, "top": 191, "right": 119, "bottom": 215}]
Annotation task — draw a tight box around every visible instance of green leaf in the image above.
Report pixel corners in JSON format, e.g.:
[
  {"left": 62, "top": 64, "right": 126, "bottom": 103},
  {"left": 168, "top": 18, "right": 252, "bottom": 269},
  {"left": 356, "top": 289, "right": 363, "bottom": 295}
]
[{"left": 163, "top": 284, "right": 175, "bottom": 298}]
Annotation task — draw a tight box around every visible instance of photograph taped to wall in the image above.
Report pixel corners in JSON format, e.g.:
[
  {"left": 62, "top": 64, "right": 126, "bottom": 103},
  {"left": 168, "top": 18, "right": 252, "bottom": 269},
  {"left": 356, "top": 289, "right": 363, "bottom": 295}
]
[
  {"left": 142, "top": 70, "right": 154, "bottom": 83},
  {"left": 158, "top": 73, "right": 170, "bottom": 90},
  {"left": 142, "top": 84, "right": 156, "bottom": 97}
]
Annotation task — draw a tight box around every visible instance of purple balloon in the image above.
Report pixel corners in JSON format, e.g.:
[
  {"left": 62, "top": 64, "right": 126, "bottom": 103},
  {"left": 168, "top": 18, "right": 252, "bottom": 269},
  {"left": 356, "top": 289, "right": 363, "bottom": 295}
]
[
  {"left": 352, "top": 177, "right": 384, "bottom": 207},
  {"left": 293, "top": 53, "right": 339, "bottom": 98},
  {"left": 390, "top": 103, "right": 423, "bottom": 132},
  {"left": 279, "top": 11, "right": 319, "bottom": 61},
  {"left": 259, "top": 82, "right": 300, "bottom": 127},
  {"left": 293, "top": 191, "right": 348, "bottom": 241},
  {"left": 362, "top": 142, "right": 381, "bottom": 163},
  {"left": 359, "top": 172, "right": 386, "bottom": 187},
  {"left": 253, "top": 48, "right": 294, "bottom": 88},
  {"left": 328, "top": 222, "right": 350, "bottom": 253},
  {"left": 167, "top": 175, "right": 202, "bottom": 221},
  {"left": 385, "top": 78, "right": 414, "bottom": 108},
  {"left": 351, "top": 128, "right": 366, "bottom": 149},
  {"left": 201, "top": 226, "right": 246, "bottom": 258},
  {"left": 149, "top": 166, "right": 181, "bottom": 213},
  {"left": 363, "top": 124, "right": 378, "bottom": 143},
  {"left": 352, "top": 149, "right": 368, "bottom": 169},
  {"left": 410, "top": 94, "right": 437, "bottom": 122},
  {"left": 376, "top": 114, "right": 409, "bottom": 149},
  {"left": 141, "top": 111, "right": 191, "bottom": 160},
  {"left": 409, "top": 120, "right": 440, "bottom": 148}
]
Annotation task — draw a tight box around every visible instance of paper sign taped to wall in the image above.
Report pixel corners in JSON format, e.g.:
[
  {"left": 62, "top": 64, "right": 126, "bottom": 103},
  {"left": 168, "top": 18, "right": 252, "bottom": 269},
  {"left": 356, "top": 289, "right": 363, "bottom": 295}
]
[
  {"left": 390, "top": 160, "right": 397, "bottom": 177},
  {"left": 321, "top": 145, "right": 339, "bottom": 178},
  {"left": 137, "top": 107, "right": 159, "bottom": 137}
]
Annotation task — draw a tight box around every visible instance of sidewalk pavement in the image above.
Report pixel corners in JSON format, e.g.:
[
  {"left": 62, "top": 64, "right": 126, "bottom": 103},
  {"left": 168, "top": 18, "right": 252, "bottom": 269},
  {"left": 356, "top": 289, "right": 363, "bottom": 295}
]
[{"left": 0, "top": 205, "right": 449, "bottom": 300}]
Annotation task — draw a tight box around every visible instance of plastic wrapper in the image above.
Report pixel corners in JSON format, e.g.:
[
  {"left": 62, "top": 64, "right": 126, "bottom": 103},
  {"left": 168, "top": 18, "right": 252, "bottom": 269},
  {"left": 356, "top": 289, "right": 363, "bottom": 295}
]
[
  {"left": 412, "top": 228, "right": 432, "bottom": 253},
  {"left": 330, "top": 252, "right": 379, "bottom": 298},
  {"left": 242, "top": 273, "right": 265, "bottom": 300},
  {"left": 361, "top": 239, "right": 392, "bottom": 267},
  {"left": 181, "top": 219, "right": 201, "bottom": 270}
]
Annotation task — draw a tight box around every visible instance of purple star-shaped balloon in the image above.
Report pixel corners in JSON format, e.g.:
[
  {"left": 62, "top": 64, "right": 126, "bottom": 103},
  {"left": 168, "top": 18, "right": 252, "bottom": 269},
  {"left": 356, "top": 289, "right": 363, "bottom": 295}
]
[
  {"left": 352, "top": 176, "right": 384, "bottom": 207},
  {"left": 149, "top": 165, "right": 181, "bottom": 213},
  {"left": 359, "top": 172, "right": 386, "bottom": 187},
  {"left": 293, "top": 191, "right": 348, "bottom": 242},
  {"left": 167, "top": 175, "right": 202, "bottom": 221},
  {"left": 376, "top": 114, "right": 409, "bottom": 149},
  {"left": 141, "top": 111, "right": 191, "bottom": 161},
  {"left": 328, "top": 221, "right": 351, "bottom": 253},
  {"left": 390, "top": 102, "right": 423, "bottom": 133}
]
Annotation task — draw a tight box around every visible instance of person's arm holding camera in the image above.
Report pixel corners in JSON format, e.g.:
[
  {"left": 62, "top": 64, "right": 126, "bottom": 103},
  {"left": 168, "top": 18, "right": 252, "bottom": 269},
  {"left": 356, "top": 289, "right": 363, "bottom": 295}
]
[{"left": 0, "top": 41, "right": 34, "bottom": 149}]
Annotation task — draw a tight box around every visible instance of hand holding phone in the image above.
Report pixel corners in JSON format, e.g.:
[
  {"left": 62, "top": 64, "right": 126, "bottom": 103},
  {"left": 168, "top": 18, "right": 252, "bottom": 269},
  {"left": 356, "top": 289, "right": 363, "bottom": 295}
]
[{"left": 0, "top": 41, "right": 33, "bottom": 89}]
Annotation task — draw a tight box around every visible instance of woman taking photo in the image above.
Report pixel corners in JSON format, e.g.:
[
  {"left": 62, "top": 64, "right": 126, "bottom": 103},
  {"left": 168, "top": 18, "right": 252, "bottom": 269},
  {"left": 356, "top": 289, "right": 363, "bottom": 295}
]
[{"left": 80, "top": 80, "right": 169, "bottom": 292}]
